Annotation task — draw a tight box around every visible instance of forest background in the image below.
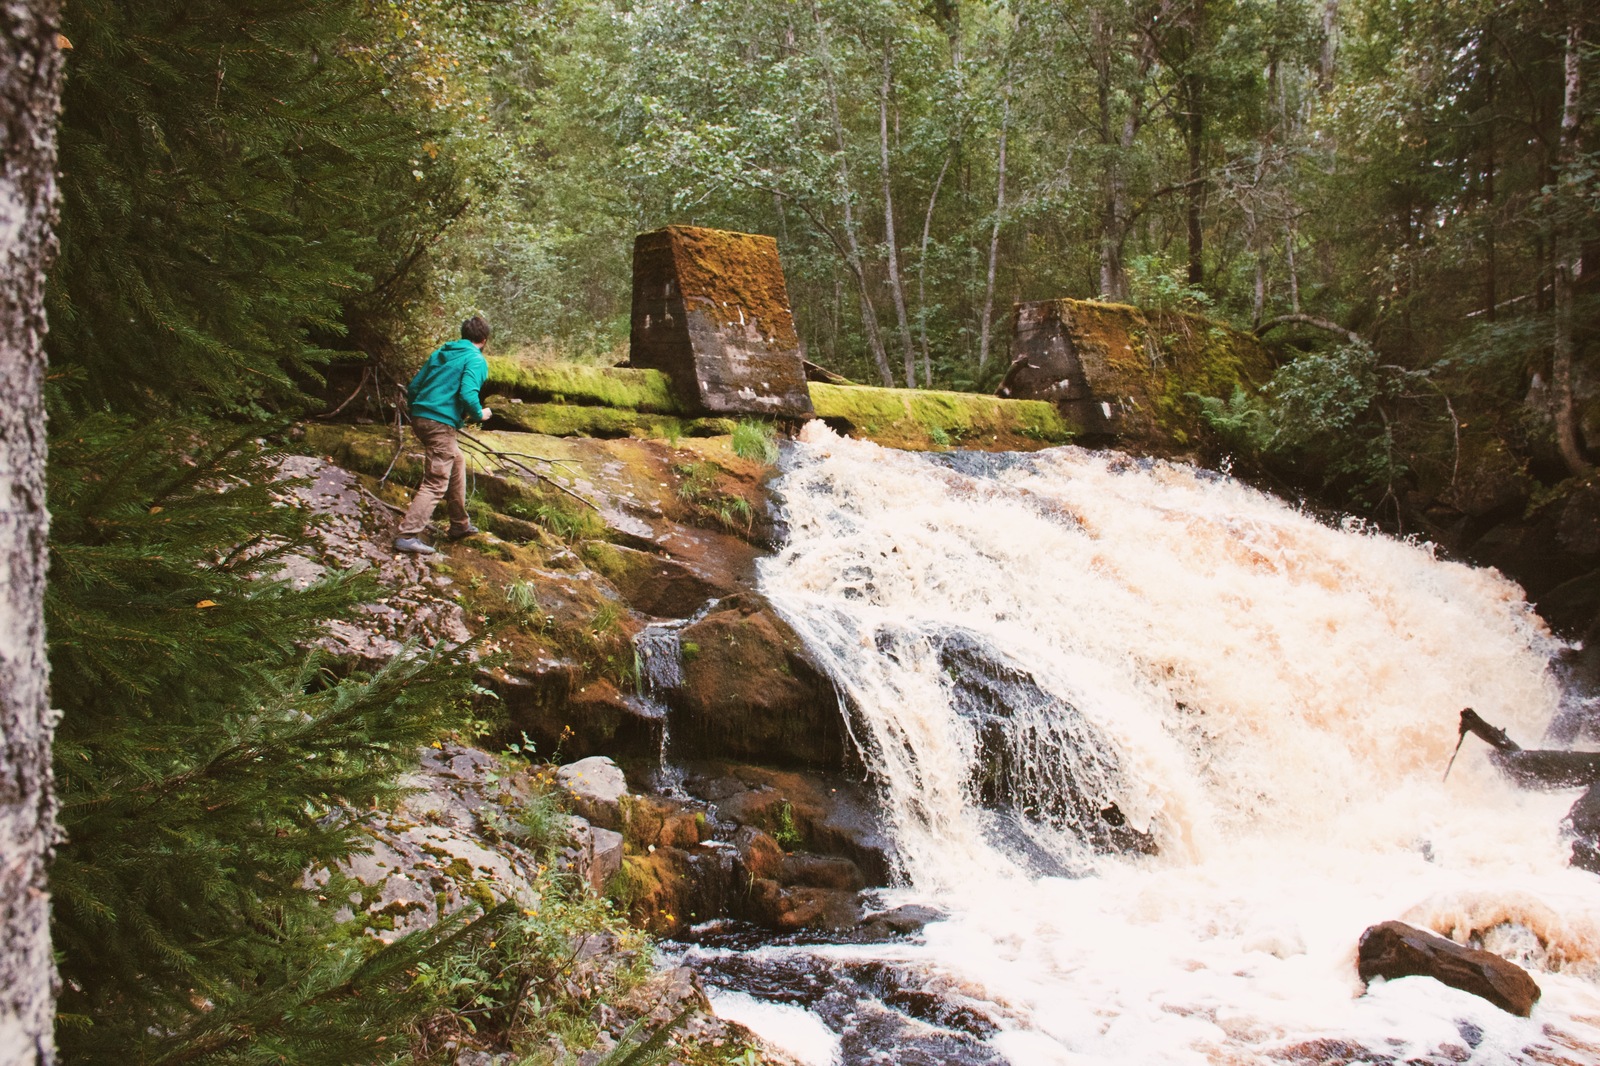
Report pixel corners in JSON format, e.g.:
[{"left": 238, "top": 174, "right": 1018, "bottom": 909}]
[{"left": 12, "top": 0, "right": 1598, "bottom": 1061}]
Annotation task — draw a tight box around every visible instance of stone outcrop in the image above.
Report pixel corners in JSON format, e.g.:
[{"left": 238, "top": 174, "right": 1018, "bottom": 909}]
[
  {"left": 317, "top": 744, "right": 547, "bottom": 941},
  {"left": 629, "top": 225, "right": 814, "bottom": 419},
  {"left": 1357, "top": 920, "right": 1542, "bottom": 1017},
  {"left": 996, "top": 298, "right": 1274, "bottom": 448},
  {"left": 670, "top": 593, "right": 846, "bottom": 767}
]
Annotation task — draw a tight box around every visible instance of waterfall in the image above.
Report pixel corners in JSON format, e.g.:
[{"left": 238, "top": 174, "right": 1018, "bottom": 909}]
[{"left": 745, "top": 424, "right": 1600, "bottom": 1065}]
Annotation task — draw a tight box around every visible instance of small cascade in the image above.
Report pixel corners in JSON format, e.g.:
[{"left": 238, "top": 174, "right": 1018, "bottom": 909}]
[
  {"left": 635, "top": 622, "right": 686, "bottom": 696},
  {"left": 702, "top": 423, "right": 1600, "bottom": 1066},
  {"left": 633, "top": 599, "right": 721, "bottom": 796}
]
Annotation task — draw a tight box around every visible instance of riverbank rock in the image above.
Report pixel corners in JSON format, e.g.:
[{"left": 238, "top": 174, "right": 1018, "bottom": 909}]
[
  {"left": 558, "top": 756, "right": 630, "bottom": 830},
  {"left": 672, "top": 594, "right": 846, "bottom": 767},
  {"left": 317, "top": 743, "right": 546, "bottom": 941},
  {"left": 1357, "top": 920, "right": 1542, "bottom": 1016}
]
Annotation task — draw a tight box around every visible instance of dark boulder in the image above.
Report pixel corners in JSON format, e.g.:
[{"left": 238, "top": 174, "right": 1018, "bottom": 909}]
[
  {"left": 1357, "top": 920, "right": 1541, "bottom": 1017},
  {"left": 671, "top": 594, "right": 847, "bottom": 767}
]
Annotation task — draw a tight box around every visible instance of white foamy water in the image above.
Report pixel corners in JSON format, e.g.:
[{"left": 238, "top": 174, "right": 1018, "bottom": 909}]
[
  {"left": 708, "top": 987, "right": 843, "bottom": 1065},
  {"left": 756, "top": 425, "right": 1600, "bottom": 1065}
]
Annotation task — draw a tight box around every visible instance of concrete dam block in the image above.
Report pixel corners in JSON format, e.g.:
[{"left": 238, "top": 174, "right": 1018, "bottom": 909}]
[
  {"left": 630, "top": 225, "right": 815, "bottom": 419},
  {"left": 996, "top": 298, "right": 1274, "bottom": 447}
]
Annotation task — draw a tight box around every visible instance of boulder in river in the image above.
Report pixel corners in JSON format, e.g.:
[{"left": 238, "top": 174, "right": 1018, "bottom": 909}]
[
  {"left": 672, "top": 594, "right": 848, "bottom": 768},
  {"left": 1357, "top": 919, "right": 1541, "bottom": 1017}
]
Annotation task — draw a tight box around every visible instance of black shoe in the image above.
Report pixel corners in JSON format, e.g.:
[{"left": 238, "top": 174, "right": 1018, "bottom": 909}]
[{"left": 445, "top": 524, "right": 482, "bottom": 541}]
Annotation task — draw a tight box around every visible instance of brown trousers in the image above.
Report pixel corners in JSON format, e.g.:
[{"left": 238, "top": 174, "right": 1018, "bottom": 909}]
[{"left": 398, "top": 417, "right": 470, "bottom": 537}]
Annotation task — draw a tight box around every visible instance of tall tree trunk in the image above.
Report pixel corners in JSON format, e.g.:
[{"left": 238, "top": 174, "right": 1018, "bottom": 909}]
[
  {"left": 1481, "top": 22, "right": 1498, "bottom": 322},
  {"left": 0, "top": 4, "right": 62, "bottom": 1064},
  {"left": 917, "top": 147, "right": 955, "bottom": 387},
  {"left": 1319, "top": 0, "right": 1340, "bottom": 92},
  {"left": 879, "top": 41, "right": 916, "bottom": 388},
  {"left": 977, "top": 75, "right": 1011, "bottom": 372},
  {"left": 1182, "top": 0, "right": 1207, "bottom": 287},
  {"left": 1552, "top": 12, "right": 1588, "bottom": 476},
  {"left": 812, "top": 3, "right": 895, "bottom": 386},
  {"left": 1094, "top": 7, "right": 1160, "bottom": 302}
]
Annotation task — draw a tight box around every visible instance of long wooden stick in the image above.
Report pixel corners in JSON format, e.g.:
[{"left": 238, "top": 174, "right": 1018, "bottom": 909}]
[{"left": 457, "top": 429, "right": 600, "bottom": 512}]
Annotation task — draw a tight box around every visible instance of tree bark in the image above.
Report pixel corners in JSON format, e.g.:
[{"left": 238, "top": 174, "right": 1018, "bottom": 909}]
[
  {"left": 1181, "top": 0, "right": 1207, "bottom": 287},
  {"left": 977, "top": 75, "right": 1011, "bottom": 372},
  {"left": 1552, "top": 12, "right": 1588, "bottom": 476},
  {"left": 0, "top": 4, "right": 62, "bottom": 1064},
  {"left": 1318, "top": 0, "right": 1340, "bottom": 92},
  {"left": 879, "top": 41, "right": 917, "bottom": 388},
  {"left": 916, "top": 146, "right": 954, "bottom": 387},
  {"left": 1094, "top": 6, "right": 1162, "bottom": 302},
  {"left": 812, "top": 4, "right": 896, "bottom": 387}
]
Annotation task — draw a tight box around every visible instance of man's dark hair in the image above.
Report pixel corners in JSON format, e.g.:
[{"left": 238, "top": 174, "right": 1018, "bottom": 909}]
[{"left": 460, "top": 316, "right": 491, "bottom": 345}]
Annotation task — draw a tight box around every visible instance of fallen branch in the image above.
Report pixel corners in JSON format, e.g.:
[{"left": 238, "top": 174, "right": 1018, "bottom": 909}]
[
  {"left": 457, "top": 430, "right": 600, "bottom": 512},
  {"left": 1254, "top": 313, "right": 1367, "bottom": 347},
  {"left": 313, "top": 364, "right": 373, "bottom": 420}
]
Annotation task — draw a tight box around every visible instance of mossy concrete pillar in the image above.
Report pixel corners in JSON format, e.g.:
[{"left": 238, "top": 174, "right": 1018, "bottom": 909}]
[
  {"left": 629, "top": 225, "right": 814, "bottom": 419},
  {"left": 998, "top": 298, "right": 1274, "bottom": 448}
]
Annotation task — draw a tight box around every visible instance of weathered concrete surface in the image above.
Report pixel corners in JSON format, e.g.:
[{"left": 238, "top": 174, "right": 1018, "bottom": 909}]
[
  {"left": 997, "top": 298, "right": 1274, "bottom": 447},
  {"left": 630, "top": 225, "right": 814, "bottom": 419}
]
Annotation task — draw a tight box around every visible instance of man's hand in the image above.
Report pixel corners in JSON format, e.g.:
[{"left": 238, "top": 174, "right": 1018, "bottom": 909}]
[{"left": 480, "top": 407, "right": 492, "bottom": 422}]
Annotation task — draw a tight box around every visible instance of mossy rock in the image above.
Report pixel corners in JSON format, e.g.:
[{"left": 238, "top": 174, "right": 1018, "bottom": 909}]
[
  {"left": 485, "top": 358, "right": 681, "bottom": 413},
  {"left": 809, "top": 383, "right": 1076, "bottom": 451},
  {"left": 485, "top": 398, "right": 685, "bottom": 440}
]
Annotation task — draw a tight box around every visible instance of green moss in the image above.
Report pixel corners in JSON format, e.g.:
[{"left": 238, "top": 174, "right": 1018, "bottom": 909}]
[
  {"left": 486, "top": 400, "right": 686, "bottom": 440},
  {"left": 465, "top": 880, "right": 497, "bottom": 911},
  {"left": 485, "top": 357, "right": 681, "bottom": 413},
  {"left": 809, "top": 383, "right": 1075, "bottom": 451},
  {"left": 659, "top": 225, "right": 801, "bottom": 351},
  {"left": 687, "top": 417, "right": 738, "bottom": 436}
]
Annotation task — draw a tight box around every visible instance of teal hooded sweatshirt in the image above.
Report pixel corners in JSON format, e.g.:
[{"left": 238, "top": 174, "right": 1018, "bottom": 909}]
[{"left": 407, "top": 339, "right": 488, "bottom": 429}]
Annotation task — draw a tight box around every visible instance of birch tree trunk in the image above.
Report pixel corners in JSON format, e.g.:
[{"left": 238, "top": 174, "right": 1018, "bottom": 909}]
[
  {"left": 879, "top": 41, "right": 917, "bottom": 388},
  {"left": 812, "top": 3, "right": 896, "bottom": 387},
  {"left": 977, "top": 77, "right": 1010, "bottom": 372},
  {"left": 0, "top": 3, "right": 62, "bottom": 1064},
  {"left": 1552, "top": 12, "right": 1588, "bottom": 476},
  {"left": 917, "top": 148, "right": 954, "bottom": 386}
]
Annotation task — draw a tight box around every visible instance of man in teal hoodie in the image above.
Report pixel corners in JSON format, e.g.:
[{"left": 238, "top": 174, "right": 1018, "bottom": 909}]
[{"left": 394, "top": 316, "right": 493, "bottom": 555}]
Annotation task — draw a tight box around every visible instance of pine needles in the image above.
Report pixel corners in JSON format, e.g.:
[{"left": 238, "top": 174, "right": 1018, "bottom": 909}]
[{"left": 49, "top": 418, "right": 480, "bottom": 1061}]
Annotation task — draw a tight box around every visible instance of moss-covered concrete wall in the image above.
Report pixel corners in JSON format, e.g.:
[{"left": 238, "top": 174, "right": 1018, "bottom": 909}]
[
  {"left": 486, "top": 358, "right": 680, "bottom": 413},
  {"left": 809, "top": 383, "right": 1075, "bottom": 451},
  {"left": 999, "top": 299, "right": 1275, "bottom": 449},
  {"left": 482, "top": 358, "right": 1075, "bottom": 451}
]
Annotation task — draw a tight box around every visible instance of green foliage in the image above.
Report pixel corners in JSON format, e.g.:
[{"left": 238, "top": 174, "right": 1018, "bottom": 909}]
[
  {"left": 48, "top": 418, "right": 480, "bottom": 1061},
  {"left": 521, "top": 497, "right": 609, "bottom": 543},
  {"left": 506, "top": 579, "right": 542, "bottom": 613},
  {"left": 731, "top": 419, "right": 780, "bottom": 465},
  {"left": 1126, "top": 254, "right": 1214, "bottom": 313},
  {"left": 674, "top": 461, "right": 755, "bottom": 535},
  {"left": 771, "top": 801, "right": 803, "bottom": 851},
  {"left": 49, "top": 0, "right": 466, "bottom": 414},
  {"left": 412, "top": 867, "right": 655, "bottom": 1057}
]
